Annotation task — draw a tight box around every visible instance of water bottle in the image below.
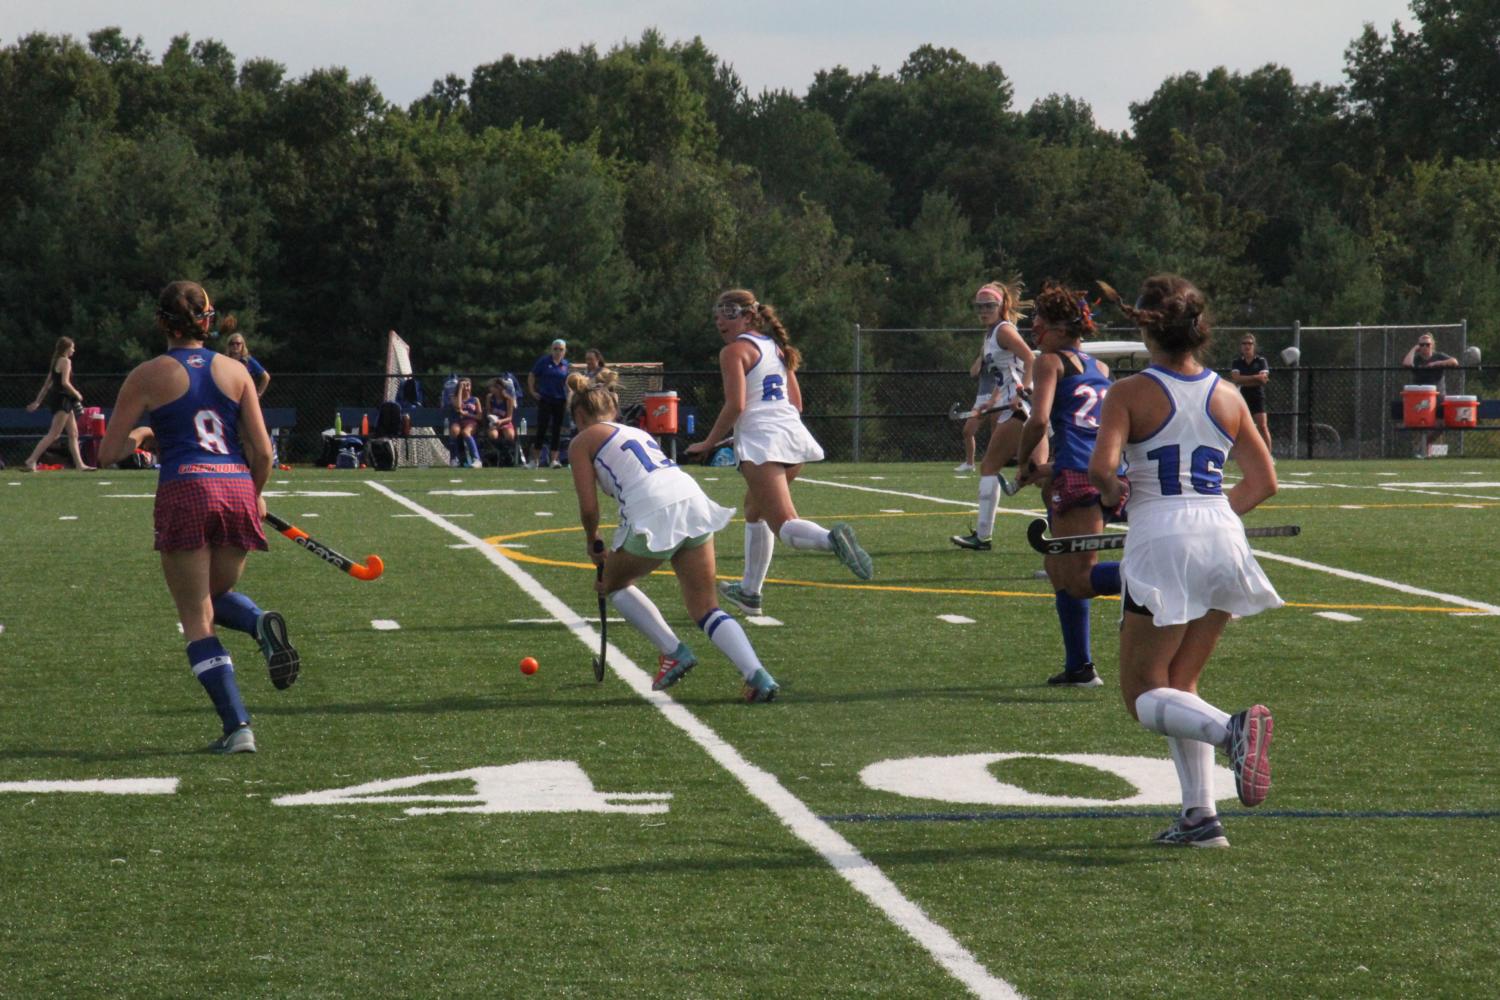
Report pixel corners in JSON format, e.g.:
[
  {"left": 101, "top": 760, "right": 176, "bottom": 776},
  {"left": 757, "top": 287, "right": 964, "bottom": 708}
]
[
  {"left": 334, "top": 411, "right": 343, "bottom": 434},
  {"left": 519, "top": 416, "right": 528, "bottom": 437},
  {"left": 686, "top": 413, "right": 696, "bottom": 436}
]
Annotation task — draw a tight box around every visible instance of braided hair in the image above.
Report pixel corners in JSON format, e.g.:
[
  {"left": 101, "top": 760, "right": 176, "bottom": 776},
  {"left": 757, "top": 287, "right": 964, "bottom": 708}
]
[{"left": 1097, "top": 274, "right": 1210, "bottom": 357}]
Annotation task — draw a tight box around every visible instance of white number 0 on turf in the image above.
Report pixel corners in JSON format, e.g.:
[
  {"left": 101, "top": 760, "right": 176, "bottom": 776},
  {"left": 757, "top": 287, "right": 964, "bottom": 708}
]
[{"left": 271, "top": 762, "right": 671, "bottom": 816}]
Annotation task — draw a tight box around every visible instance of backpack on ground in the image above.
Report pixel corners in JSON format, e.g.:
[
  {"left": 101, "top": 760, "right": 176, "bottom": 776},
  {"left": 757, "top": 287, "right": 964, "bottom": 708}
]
[
  {"left": 368, "top": 437, "right": 398, "bottom": 471},
  {"left": 375, "top": 400, "right": 403, "bottom": 437}
]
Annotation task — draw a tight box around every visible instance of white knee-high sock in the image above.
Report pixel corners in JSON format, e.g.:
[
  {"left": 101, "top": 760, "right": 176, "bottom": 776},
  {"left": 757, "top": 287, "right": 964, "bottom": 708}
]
[
  {"left": 609, "top": 586, "right": 678, "bottom": 655},
  {"left": 742, "top": 520, "right": 775, "bottom": 594},
  {"left": 778, "top": 518, "right": 832, "bottom": 551},
  {"left": 698, "top": 607, "right": 764, "bottom": 681},
  {"left": 976, "top": 476, "right": 1000, "bottom": 539},
  {"left": 1167, "top": 736, "right": 1217, "bottom": 817},
  {"left": 1135, "top": 687, "right": 1231, "bottom": 747}
]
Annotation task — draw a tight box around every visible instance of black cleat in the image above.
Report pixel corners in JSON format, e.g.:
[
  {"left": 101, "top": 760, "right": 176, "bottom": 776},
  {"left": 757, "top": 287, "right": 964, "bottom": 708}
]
[
  {"left": 1047, "top": 662, "right": 1104, "bottom": 687},
  {"left": 950, "top": 530, "right": 992, "bottom": 551},
  {"left": 256, "top": 611, "right": 300, "bottom": 691}
]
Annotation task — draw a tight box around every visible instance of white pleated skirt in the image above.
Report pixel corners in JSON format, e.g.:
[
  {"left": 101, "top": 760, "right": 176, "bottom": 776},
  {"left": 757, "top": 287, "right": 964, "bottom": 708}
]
[
  {"left": 612, "top": 495, "right": 735, "bottom": 556},
  {"left": 734, "top": 411, "right": 825, "bottom": 466},
  {"left": 1121, "top": 501, "right": 1283, "bottom": 626}
]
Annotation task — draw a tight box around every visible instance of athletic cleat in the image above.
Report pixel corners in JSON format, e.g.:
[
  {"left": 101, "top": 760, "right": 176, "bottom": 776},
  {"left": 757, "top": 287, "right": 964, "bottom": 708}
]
[
  {"left": 997, "top": 470, "right": 1021, "bottom": 497},
  {"left": 1047, "top": 663, "right": 1104, "bottom": 687},
  {"left": 209, "top": 726, "right": 257, "bottom": 754},
  {"left": 742, "top": 668, "right": 780, "bottom": 703},
  {"left": 256, "top": 611, "right": 300, "bottom": 691},
  {"left": 950, "top": 530, "right": 992, "bottom": 551},
  {"left": 954, "top": 462, "right": 975, "bottom": 473},
  {"left": 1154, "top": 815, "right": 1229, "bottom": 848},
  {"left": 717, "top": 581, "right": 763, "bottom": 615},
  {"left": 829, "top": 522, "right": 874, "bottom": 580},
  {"left": 652, "top": 642, "right": 698, "bottom": 691},
  {"left": 1224, "top": 704, "right": 1274, "bottom": 806}
]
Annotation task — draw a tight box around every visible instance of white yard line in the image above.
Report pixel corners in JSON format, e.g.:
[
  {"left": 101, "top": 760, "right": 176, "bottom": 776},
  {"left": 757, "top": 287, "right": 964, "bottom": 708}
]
[
  {"left": 1249, "top": 548, "right": 1500, "bottom": 615},
  {"left": 365, "top": 480, "right": 1019, "bottom": 1000},
  {"left": 797, "top": 477, "right": 1496, "bottom": 613}
]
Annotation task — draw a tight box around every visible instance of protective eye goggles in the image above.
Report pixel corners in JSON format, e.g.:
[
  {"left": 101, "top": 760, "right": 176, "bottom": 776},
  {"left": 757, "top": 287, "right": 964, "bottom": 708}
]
[
  {"left": 972, "top": 301, "right": 1001, "bottom": 311},
  {"left": 712, "top": 303, "right": 752, "bottom": 320}
]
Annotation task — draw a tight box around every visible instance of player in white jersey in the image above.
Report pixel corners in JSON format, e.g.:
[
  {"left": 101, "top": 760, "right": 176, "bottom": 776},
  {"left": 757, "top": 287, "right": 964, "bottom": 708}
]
[
  {"left": 685, "top": 289, "right": 872, "bottom": 617},
  {"left": 950, "top": 280, "right": 1048, "bottom": 551},
  {"left": 1090, "top": 275, "right": 1281, "bottom": 848},
  {"left": 567, "top": 372, "right": 780, "bottom": 701}
]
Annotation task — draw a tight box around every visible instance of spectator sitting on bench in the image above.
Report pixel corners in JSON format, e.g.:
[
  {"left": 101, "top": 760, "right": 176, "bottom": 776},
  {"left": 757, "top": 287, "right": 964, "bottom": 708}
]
[
  {"left": 447, "top": 377, "right": 483, "bottom": 468},
  {"left": 23, "top": 336, "right": 94, "bottom": 471},
  {"left": 484, "top": 375, "right": 520, "bottom": 466}
]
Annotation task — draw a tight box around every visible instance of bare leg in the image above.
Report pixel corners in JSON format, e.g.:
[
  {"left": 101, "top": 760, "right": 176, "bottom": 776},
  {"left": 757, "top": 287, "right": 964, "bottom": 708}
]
[{"left": 23, "top": 411, "right": 70, "bottom": 470}]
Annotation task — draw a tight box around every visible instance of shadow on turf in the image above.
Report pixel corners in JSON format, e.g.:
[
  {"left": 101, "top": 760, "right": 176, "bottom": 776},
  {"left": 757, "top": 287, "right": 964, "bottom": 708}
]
[
  {"left": 0, "top": 745, "right": 214, "bottom": 763},
  {"left": 443, "top": 840, "right": 1157, "bottom": 886}
]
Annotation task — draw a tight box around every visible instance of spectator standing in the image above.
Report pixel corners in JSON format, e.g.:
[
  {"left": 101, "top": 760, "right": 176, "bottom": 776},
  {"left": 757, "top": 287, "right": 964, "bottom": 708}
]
[
  {"left": 1228, "top": 333, "right": 1272, "bottom": 454},
  {"left": 529, "top": 338, "right": 570, "bottom": 468},
  {"left": 222, "top": 325, "right": 270, "bottom": 398},
  {"left": 1403, "top": 332, "right": 1459, "bottom": 458}
]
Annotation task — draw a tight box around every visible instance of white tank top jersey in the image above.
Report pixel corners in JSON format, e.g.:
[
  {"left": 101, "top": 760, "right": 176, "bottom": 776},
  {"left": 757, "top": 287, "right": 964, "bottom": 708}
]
[
  {"left": 1123, "top": 366, "right": 1236, "bottom": 520},
  {"left": 590, "top": 422, "right": 700, "bottom": 522},
  {"left": 981, "top": 322, "right": 1026, "bottom": 389},
  {"left": 736, "top": 332, "right": 796, "bottom": 419}
]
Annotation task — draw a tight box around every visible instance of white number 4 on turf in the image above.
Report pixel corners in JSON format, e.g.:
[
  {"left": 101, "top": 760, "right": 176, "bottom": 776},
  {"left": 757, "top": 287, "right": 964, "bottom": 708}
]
[{"left": 272, "top": 762, "right": 671, "bottom": 816}]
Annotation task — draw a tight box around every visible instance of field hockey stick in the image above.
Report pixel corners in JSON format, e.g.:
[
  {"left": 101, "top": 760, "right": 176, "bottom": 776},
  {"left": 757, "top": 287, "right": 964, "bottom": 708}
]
[
  {"left": 1026, "top": 517, "right": 1300, "bottom": 556},
  {"left": 947, "top": 401, "right": 1016, "bottom": 422},
  {"left": 264, "top": 511, "right": 385, "bottom": 581},
  {"left": 591, "top": 539, "right": 607, "bottom": 683}
]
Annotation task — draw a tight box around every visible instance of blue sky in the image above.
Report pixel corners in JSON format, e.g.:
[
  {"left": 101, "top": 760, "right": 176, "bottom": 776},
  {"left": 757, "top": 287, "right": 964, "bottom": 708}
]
[{"left": 4, "top": 1, "right": 1414, "bottom": 132}]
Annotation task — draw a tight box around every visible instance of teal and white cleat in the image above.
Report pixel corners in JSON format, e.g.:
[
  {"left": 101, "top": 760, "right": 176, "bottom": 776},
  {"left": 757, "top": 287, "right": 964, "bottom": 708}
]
[
  {"left": 652, "top": 642, "right": 698, "bottom": 691},
  {"left": 742, "top": 668, "right": 780, "bottom": 703},
  {"left": 717, "top": 581, "right": 763, "bottom": 615},
  {"left": 829, "top": 522, "right": 873, "bottom": 580},
  {"left": 209, "top": 726, "right": 257, "bottom": 754}
]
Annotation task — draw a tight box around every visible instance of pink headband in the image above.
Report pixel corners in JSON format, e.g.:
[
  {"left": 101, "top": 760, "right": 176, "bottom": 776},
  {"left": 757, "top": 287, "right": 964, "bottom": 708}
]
[{"left": 973, "top": 286, "right": 1004, "bottom": 304}]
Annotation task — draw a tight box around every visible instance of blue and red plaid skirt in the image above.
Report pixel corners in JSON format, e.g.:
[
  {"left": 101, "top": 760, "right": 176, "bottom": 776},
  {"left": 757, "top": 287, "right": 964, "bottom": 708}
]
[
  {"left": 1047, "top": 467, "right": 1129, "bottom": 520},
  {"left": 154, "top": 476, "right": 267, "bottom": 552}
]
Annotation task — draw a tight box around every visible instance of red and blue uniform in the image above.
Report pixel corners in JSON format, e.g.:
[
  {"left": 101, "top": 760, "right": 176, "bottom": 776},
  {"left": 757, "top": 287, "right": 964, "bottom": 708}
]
[
  {"left": 1046, "top": 349, "right": 1126, "bottom": 517},
  {"left": 150, "top": 349, "right": 265, "bottom": 552}
]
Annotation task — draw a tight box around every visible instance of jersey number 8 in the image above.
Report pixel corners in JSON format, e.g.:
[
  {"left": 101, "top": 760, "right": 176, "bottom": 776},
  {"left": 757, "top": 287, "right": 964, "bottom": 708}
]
[{"left": 193, "top": 409, "right": 231, "bottom": 455}]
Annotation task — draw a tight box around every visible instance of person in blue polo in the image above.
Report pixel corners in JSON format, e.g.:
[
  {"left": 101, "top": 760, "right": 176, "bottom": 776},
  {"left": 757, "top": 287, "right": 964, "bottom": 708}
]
[{"left": 528, "top": 337, "right": 571, "bottom": 468}]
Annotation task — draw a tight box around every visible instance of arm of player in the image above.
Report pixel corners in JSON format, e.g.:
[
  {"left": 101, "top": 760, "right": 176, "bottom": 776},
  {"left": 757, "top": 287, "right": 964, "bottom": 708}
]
[
  {"left": 1223, "top": 389, "right": 1276, "bottom": 516},
  {"left": 232, "top": 361, "right": 274, "bottom": 502},
  {"left": 1015, "top": 354, "right": 1059, "bottom": 485},
  {"left": 998, "top": 322, "right": 1034, "bottom": 393},
  {"left": 568, "top": 430, "right": 603, "bottom": 558},
  {"left": 98, "top": 370, "right": 150, "bottom": 468},
  {"left": 1088, "top": 386, "right": 1130, "bottom": 509},
  {"left": 686, "top": 343, "right": 748, "bottom": 457}
]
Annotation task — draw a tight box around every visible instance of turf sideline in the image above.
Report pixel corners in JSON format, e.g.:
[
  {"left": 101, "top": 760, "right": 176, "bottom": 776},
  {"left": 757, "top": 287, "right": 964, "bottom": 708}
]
[{"left": 364, "top": 480, "right": 1022, "bottom": 1000}]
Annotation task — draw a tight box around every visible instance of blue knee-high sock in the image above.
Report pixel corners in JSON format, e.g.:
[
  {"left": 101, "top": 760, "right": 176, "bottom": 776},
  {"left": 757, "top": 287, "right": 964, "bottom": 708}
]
[
  {"left": 1090, "top": 561, "right": 1121, "bottom": 597},
  {"left": 1055, "top": 591, "right": 1093, "bottom": 669},
  {"left": 465, "top": 435, "right": 481, "bottom": 464},
  {"left": 188, "top": 636, "right": 250, "bottom": 735},
  {"left": 212, "top": 591, "right": 263, "bottom": 636}
]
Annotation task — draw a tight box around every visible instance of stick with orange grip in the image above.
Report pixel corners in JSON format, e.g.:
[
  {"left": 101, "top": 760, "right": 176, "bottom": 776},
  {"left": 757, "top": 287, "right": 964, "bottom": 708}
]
[{"left": 264, "top": 511, "right": 385, "bottom": 581}]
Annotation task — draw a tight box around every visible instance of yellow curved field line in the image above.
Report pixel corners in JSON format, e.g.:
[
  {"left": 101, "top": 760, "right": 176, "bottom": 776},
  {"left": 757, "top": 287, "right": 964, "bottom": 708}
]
[{"left": 482, "top": 516, "right": 1480, "bottom": 616}]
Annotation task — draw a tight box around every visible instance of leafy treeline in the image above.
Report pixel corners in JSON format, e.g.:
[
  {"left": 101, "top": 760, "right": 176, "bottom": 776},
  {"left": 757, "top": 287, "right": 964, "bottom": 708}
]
[{"left": 2, "top": 0, "right": 1497, "bottom": 374}]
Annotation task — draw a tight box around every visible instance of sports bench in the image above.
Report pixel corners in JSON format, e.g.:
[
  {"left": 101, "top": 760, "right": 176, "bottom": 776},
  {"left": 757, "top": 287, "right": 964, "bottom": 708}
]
[{"left": 0, "top": 406, "right": 296, "bottom": 467}]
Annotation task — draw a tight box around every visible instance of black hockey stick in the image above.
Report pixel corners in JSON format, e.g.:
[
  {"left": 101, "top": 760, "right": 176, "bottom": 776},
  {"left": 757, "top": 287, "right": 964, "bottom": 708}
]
[
  {"left": 1026, "top": 517, "right": 1300, "bottom": 556},
  {"left": 591, "top": 539, "right": 607, "bottom": 683},
  {"left": 948, "top": 401, "right": 1017, "bottom": 422},
  {"left": 264, "top": 511, "right": 384, "bottom": 580}
]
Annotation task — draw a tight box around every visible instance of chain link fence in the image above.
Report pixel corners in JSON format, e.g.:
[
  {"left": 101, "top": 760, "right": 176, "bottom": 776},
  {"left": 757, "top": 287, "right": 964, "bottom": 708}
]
[{"left": 8, "top": 320, "right": 1488, "bottom": 464}]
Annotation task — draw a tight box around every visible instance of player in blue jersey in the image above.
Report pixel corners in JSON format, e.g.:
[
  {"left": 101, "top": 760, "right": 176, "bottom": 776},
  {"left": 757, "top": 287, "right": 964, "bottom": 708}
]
[
  {"left": 1014, "top": 281, "right": 1126, "bottom": 687},
  {"left": 99, "top": 281, "right": 299, "bottom": 754}
]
